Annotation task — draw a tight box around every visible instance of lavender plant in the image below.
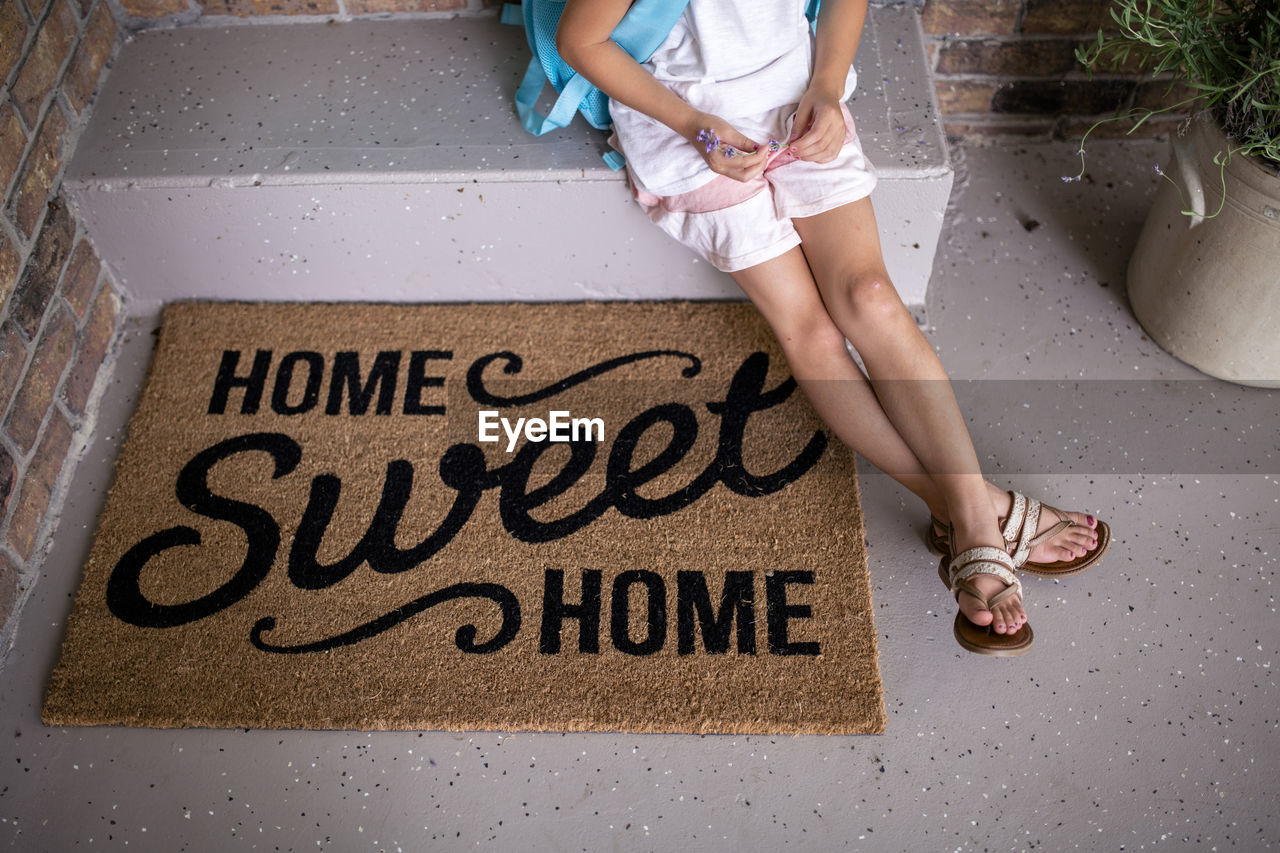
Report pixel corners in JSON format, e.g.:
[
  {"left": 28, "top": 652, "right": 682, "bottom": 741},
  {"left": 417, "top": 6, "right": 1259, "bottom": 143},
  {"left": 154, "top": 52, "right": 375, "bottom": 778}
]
[{"left": 1075, "top": 0, "right": 1279, "bottom": 167}]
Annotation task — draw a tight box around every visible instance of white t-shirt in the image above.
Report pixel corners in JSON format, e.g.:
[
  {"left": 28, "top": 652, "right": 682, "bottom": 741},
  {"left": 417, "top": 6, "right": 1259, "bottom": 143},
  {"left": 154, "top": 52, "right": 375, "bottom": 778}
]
[{"left": 608, "top": 0, "right": 860, "bottom": 196}]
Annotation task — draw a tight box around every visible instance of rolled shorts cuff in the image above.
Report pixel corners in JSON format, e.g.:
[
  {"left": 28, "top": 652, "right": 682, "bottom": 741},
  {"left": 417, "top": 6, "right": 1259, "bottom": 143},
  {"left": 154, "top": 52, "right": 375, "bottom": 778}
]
[{"left": 708, "top": 232, "right": 804, "bottom": 273}]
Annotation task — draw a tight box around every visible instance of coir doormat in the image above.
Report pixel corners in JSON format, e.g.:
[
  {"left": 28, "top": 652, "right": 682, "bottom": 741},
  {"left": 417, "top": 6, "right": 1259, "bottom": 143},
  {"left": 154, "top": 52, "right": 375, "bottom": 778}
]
[{"left": 44, "top": 302, "right": 885, "bottom": 734}]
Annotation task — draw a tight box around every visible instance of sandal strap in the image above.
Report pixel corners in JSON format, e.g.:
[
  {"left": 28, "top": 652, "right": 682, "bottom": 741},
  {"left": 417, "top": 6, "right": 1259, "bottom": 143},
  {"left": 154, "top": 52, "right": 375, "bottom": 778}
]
[
  {"left": 953, "top": 575, "right": 1023, "bottom": 611},
  {"left": 1021, "top": 503, "right": 1073, "bottom": 552},
  {"left": 1005, "top": 493, "right": 1080, "bottom": 568},
  {"left": 1000, "top": 491, "right": 1027, "bottom": 545},
  {"left": 986, "top": 582, "right": 1022, "bottom": 610},
  {"left": 1008, "top": 497, "right": 1042, "bottom": 566},
  {"left": 948, "top": 546, "right": 1021, "bottom": 600},
  {"left": 953, "top": 577, "right": 990, "bottom": 608}
]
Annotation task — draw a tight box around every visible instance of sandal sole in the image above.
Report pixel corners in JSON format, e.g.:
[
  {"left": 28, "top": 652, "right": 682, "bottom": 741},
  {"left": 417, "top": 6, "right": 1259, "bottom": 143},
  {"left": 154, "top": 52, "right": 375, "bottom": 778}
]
[{"left": 954, "top": 616, "right": 1034, "bottom": 657}]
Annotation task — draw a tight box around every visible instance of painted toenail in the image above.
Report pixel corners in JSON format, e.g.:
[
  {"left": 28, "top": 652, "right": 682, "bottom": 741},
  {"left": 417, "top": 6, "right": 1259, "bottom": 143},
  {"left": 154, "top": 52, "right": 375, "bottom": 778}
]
[{"left": 1087, "top": 515, "right": 1095, "bottom": 525}]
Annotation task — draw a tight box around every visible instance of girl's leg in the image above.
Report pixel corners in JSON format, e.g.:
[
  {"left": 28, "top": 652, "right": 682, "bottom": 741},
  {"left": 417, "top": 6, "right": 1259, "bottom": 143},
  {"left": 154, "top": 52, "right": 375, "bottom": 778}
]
[
  {"left": 728, "top": 248, "right": 945, "bottom": 513},
  {"left": 728, "top": 243, "right": 1023, "bottom": 633},
  {"left": 793, "top": 198, "right": 1027, "bottom": 632},
  {"left": 723, "top": 246, "right": 1097, "bottom": 569}
]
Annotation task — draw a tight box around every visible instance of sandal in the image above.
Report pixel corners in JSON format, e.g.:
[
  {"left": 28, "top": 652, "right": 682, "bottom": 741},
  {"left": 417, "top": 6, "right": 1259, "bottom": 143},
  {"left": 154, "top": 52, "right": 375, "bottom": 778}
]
[
  {"left": 928, "top": 491, "right": 1110, "bottom": 578},
  {"left": 939, "top": 543, "right": 1034, "bottom": 657}
]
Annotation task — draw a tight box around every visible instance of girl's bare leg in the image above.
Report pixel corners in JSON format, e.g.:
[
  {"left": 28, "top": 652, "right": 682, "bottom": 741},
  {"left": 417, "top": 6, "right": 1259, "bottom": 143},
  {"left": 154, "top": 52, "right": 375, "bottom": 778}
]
[
  {"left": 730, "top": 244, "right": 1021, "bottom": 634},
  {"left": 728, "top": 248, "right": 942, "bottom": 504},
  {"left": 792, "top": 197, "right": 1033, "bottom": 631},
  {"left": 731, "top": 205, "right": 1101, "bottom": 632}
]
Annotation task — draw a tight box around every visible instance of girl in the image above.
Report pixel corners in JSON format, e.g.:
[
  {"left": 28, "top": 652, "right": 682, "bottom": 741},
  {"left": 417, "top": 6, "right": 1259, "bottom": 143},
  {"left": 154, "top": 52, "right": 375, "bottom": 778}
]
[{"left": 555, "top": 0, "right": 1109, "bottom": 655}]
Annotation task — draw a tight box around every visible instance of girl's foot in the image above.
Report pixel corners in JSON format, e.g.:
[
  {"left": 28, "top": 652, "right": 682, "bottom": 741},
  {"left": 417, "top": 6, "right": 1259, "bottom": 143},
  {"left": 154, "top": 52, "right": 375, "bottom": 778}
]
[
  {"left": 931, "top": 485, "right": 1103, "bottom": 570},
  {"left": 955, "top": 565, "right": 1027, "bottom": 635},
  {"left": 942, "top": 545, "right": 1034, "bottom": 655},
  {"left": 946, "top": 522, "right": 1028, "bottom": 636}
]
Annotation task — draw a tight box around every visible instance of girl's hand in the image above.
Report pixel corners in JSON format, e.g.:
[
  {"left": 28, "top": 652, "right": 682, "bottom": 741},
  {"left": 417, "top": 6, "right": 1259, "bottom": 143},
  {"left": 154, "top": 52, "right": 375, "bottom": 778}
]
[
  {"left": 788, "top": 87, "right": 847, "bottom": 163},
  {"left": 687, "top": 114, "right": 767, "bottom": 182}
]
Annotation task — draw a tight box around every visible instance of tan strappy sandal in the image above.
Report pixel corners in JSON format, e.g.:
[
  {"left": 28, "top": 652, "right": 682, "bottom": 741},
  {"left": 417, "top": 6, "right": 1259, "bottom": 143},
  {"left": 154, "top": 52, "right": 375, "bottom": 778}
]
[
  {"left": 928, "top": 491, "right": 1110, "bottom": 578},
  {"left": 939, "top": 544, "right": 1034, "bottom": 657}
]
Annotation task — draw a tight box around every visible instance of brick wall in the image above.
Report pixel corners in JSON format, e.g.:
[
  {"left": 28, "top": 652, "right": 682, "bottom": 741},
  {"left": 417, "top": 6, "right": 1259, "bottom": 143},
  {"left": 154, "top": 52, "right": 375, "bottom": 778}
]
[
  {"left": 923, "top": 0, "right": 1185, "bottom": 139},
  {"left": 1, "top": 0, "right": 123, "bottom": 656},
  {"left": 109, "top": 0, "right": 500, "bottom": 23}
]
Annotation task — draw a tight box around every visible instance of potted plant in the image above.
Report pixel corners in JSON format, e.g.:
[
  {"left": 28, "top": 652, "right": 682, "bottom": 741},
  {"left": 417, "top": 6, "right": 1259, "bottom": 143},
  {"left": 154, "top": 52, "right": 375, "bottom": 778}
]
[{"left": 1076, "top": 0, "right": 1280, "bottom": 387}]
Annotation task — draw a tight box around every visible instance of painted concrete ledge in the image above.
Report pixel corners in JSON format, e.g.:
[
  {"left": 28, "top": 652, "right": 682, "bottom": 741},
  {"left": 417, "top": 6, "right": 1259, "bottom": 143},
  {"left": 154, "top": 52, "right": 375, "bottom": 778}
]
[{"left": 65, "top": 7, "right": 952, "bottom": 314}]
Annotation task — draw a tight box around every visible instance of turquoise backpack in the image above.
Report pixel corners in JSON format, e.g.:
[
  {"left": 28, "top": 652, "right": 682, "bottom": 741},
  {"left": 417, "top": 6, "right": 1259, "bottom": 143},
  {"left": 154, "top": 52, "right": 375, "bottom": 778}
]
[{"left": 502, "top": 0, "right": 822, "bottom": 170}]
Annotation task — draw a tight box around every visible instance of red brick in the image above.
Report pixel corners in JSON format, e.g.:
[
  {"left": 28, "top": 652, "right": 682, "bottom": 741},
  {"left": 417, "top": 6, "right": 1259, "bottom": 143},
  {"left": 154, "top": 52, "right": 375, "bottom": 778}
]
[
  {"left": 114, "top": 0, "right": 189, "bottom": 16},
  {"left": 64, "top": 0, "right": 117, "bottom": 115},
  {"left": 991, "top": 78, "right": 1134, "bottom": 115},
  {"left": 199, "top": 0, "right": 338, "bottom": 13},
  {"left": 5, "top": 405, "right": 73, "bottom": 560},
  {"left": 944, "top": 118, "right": 1057, "bottom": 142},
  {"left": 24, "top": 400, "right": 72, "bottom": 492},
  {"left": 8, "top": 199, "right": 74, "bottom": 339},
  {"left": 60, "top": 281, "right": 118, "bottom": 416},
  {"left": 4, "top": 306, "right": 75, "bottom": 455},
  {"left": 10, "top": 0, "right": 77, "bottom": 129},
  {"left": 0, "top": 445, "right": 15, "bottom": 520},
  {"left": 11, "top": 104, "right": 68, "bottom": 239},
  {"left": 934, "top": 80, "right": 1001, "bottom": 114},
  {"left": 58, "top": 236, "right": 101, "bottom": 320},
  {"left": 0, "top": 552, "right": 19, "bottom": 629},
  {"left": 1133, "top": 80, "right": 1199, "bottom": 112},
  {"left": 1, "top": 103, "right": 28, "bottom": 202},
  {"left": 923, "top": 0, "right": 1021, "bottom": 36},
  {"left": 0, "top": 322, "right": 31, "bottom": 415},
  {"left": 1075, "top": 38, "right": 1155, "bottom": 75},
  {"left": 1, "top": 230, "right": 22, "bottom": 310},
  {"left": 346, "top": 0, "right": 462, "bottom": 12},
  {"left": 935, "top": 38, "right": 1081, "bottom": 77},
  {"left": 1023, "top": 0, "right": 1114, "bottom": 35},
  {"left": 1, "top": 1, "right": 29, "bottom": 86}
]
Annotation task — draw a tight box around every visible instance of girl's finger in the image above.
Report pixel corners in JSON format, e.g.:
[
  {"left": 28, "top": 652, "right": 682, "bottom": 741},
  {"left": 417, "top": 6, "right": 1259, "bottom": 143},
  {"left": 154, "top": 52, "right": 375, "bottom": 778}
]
[
  {"left": 789, "top": 105, "right": 814, "bottom": 143},
  {"left": 792, "top": 112, "right": 844, "bottom": 161}
]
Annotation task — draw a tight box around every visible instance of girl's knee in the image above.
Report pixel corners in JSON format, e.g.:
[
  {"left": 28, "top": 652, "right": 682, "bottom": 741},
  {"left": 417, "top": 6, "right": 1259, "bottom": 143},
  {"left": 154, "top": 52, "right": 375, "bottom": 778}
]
[
  {"left": 773, "top": 311, "right": 849, "bottom": 365},
  {"left": 828, "top": 271, "right": 910, "bottom": 329}
]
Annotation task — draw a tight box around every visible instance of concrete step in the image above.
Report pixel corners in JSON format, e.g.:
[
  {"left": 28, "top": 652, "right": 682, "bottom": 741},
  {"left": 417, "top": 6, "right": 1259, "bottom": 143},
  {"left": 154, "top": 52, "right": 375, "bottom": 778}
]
[{"left": 65, "top": 6, "right": 952, "bottom": 315}]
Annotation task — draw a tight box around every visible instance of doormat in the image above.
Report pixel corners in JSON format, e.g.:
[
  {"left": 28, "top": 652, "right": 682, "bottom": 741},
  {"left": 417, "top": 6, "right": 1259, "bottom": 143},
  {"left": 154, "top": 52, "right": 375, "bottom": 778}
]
[{"left": 44, "top": 302, "right": 884, "bottom": 734}]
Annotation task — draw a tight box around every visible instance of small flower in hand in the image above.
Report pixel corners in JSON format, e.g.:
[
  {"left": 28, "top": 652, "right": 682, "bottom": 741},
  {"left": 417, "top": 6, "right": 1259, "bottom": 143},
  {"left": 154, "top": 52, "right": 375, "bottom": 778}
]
[
  {"left": 766, "top": 139, "right": 799, "bottom": 157},
  {"left": 696, "top": 128, "right": 760, "bottom": 159}
]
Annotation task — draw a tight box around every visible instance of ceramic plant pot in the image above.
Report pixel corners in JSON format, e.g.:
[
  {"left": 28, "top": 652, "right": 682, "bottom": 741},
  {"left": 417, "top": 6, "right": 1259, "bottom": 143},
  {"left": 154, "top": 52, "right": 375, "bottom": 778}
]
[{"left": 1126, "top": 115, "right": 1280, "bottom": 387}]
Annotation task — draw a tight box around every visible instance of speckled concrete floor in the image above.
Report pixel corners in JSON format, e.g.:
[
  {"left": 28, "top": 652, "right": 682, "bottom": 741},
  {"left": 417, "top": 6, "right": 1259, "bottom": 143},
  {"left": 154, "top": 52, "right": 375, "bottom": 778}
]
[{"left": 2, "top": 140, "right": 1277, "bottom": 852}]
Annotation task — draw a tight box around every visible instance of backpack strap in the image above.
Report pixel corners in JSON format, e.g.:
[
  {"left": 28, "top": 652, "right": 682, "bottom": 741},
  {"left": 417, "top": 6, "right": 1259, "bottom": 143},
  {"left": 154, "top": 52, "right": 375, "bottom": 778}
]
[
  {"left": 515, "top": 58, "right": 597, "bottom": 136},
  {"left": 509, "top": 0, "right": 691, "bottom": 142},
  {"left": 612, "top": 0, "right": 693, "bottom": 60}
]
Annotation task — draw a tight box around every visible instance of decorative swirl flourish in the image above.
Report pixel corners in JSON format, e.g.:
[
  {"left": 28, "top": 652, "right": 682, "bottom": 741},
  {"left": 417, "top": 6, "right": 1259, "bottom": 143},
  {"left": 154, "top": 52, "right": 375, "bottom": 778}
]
[
  {"left": 249, "top": 582, "right": 521, "bottom": 654},
  {"left": 466, "top": 350, "right": 702, "bottom": 407}
]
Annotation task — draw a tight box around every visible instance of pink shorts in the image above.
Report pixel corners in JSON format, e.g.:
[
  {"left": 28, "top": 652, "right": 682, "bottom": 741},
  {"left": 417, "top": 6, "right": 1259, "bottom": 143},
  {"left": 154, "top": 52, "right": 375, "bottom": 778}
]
[{"left": 630, "top": 104, "right": 877, "bottom": 273}]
